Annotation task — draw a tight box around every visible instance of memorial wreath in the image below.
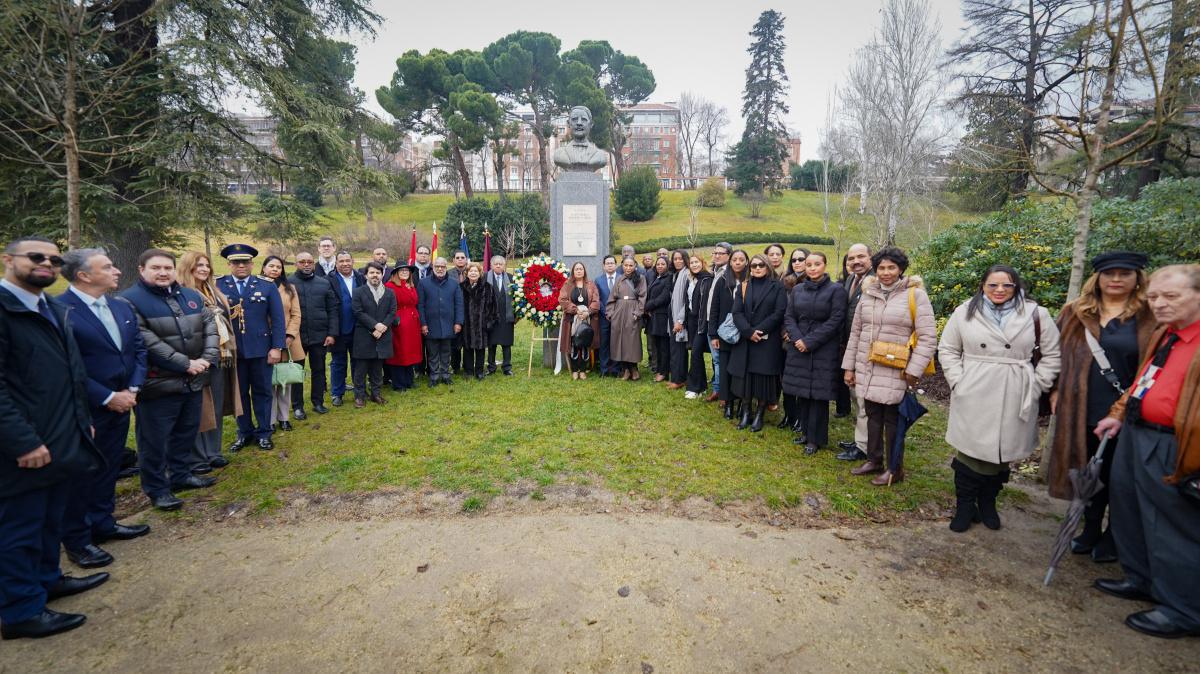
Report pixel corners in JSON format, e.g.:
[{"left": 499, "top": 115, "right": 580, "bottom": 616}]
[{"left": 511, "top": 254, "right": 568, "bottom": 328}]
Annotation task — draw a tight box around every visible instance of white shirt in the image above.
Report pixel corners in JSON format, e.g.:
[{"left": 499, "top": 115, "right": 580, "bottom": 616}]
[{"left": 338, "top": 272, "right": 355, "bottom": 295}]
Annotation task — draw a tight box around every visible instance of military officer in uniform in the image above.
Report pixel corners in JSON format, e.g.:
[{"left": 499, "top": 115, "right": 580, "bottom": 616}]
[{"left": 216, "top": 244, "right": 285, "bottom": 451}]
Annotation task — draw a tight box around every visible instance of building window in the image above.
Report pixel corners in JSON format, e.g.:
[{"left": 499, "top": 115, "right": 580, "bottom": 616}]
[{"left": 663, "top": 139, "right": 670, "bottom": 148}]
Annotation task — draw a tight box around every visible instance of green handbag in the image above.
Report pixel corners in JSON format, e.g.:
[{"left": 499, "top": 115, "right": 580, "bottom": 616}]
[{"left": 272, "top": 355, "right": 305, "bottom": 387}]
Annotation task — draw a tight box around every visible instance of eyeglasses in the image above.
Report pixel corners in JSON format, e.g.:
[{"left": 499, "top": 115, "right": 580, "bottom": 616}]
[
  {"left": 985, "top": 283, "right": 1017, "bottom": 290},
  {"left": 433, "top": 265, "right": 447, "bottom": 270},
  {"left": 12, "top": 252, "right": 64, "bottom": 267},
  {"left": 749, "top": 263, "right": 766, "bottom": 269}
]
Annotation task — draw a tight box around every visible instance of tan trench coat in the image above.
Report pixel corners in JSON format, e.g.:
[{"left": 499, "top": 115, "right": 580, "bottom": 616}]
[{"left": 939, "top": 300, "right": 1062, "bottom": 464}]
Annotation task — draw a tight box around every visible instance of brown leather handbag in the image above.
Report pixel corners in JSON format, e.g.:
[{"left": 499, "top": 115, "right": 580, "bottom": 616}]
[{"left": 867, "top": 288, "right": 935, "bottom": 376}]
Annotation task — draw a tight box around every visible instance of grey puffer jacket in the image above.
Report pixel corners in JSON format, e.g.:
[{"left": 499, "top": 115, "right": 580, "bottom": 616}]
[
  {"left": 840, "top": 275, "right": 937, "bottom": 405},
  {"left": 121, "top": 280, "right": 220, "bottom": 398}
]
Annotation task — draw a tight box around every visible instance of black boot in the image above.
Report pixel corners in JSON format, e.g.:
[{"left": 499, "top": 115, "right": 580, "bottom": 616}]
[
  {"left": 949, "top": 459, "right": 981, "bottom": 533},
  {"left": 750, "top": 403, "right": 766, "bottom": 433},
  {"left": 723, "top": 401, "right": 735, "bottom": 420},
  {"left": 1071, "top": 497, "right": 1106, "bottom": 554},
  {"left": 775, "top": 413, "right": 791, "bottom": 429},
  {"left": 737, "top": 401, "right": 754, "bottom": 430},
  {"left": 1092, "top": 527, "right": 1118, "bottom": 563},
  {"left": 977, "top": 468, "right": 1008, "bottom": 530},
  {"left": 730, "top": 399, "right": 742, "bottom": 422}
]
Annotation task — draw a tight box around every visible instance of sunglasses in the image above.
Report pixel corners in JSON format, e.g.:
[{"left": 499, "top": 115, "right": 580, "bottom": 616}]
[
  {"left": 750, "top": 263, "right": 766, "bottom": 269},
  {"left": 13, "top": 252, "right": 65, "bottom": 266}
]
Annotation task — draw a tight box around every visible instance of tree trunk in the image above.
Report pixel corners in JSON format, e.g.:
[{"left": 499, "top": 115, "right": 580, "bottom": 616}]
[
  {"left": 450, "top": 142, "right": 474, "bottom": 199},
  {"left": 1067, "top": 0, "right": 1129, "bottom": 302},
  {"left": 354, "top": 133, "right": 374, "bottom": 222},
  {"left": 531, "top": 105, "right": 552, "bottom": 206},
  {"left": 63, "top": 46, "right": 82, "bottom": 250},
  {"left": 1133, "top": 0, "right": 1188, "bottom": 197},
  {"left": 494, "top": 144, "right": 506, "bottom": 200}
]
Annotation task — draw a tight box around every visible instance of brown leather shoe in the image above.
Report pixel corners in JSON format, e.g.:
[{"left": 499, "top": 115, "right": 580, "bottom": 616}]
[
  {"left": 851, "top": 461, "right": 884, "bottom": 476},
  {"left": 666, "top": 382, "right": 684, "bottom": 390},
  {"left": 370, "top": 393, "right": 386, "bottom": 405},
  {"left": 704, "top": 392, "right": 719, "bottom": 402},
  {"left": 630, "top": 368, "right": 640, "bottom": 381},
  {"left": 871, "top": 469, "right": 904, "bottom": 486},
  {"left": 354, "top": 397, "right": 366, "bottom": 409}
]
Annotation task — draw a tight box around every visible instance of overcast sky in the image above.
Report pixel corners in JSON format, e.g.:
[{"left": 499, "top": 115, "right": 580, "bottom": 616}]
[{"left": 325, "top": 0, "right": 967, "bottom": 161}]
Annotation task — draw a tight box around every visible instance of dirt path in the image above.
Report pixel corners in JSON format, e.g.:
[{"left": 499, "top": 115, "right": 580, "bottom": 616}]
[{"left": 3, "top": 488, "right": 1194, "bottom": 673}]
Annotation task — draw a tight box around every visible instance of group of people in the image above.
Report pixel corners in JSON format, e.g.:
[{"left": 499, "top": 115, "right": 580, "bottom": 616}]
[{"left": 1, "top": 230, "right": 1197, "bottom": 641}]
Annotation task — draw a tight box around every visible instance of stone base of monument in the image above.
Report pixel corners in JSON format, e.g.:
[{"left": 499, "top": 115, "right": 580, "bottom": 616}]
[{"left": 550, "top": 171, "right": 610, "bottom": 281}]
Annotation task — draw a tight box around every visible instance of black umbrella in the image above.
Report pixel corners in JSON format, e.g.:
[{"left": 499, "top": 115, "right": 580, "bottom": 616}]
[
  {"left": 1044, "top": 432, "right": 1113, "bottom": 586},
  {"left": 887, "top": 390, "right": 928, "bottom": 482}
]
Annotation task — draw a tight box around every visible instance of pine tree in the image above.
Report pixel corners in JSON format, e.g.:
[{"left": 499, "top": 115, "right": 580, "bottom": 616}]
[{"left": 726, "top": 10, "right": 790, "bottom": 201}]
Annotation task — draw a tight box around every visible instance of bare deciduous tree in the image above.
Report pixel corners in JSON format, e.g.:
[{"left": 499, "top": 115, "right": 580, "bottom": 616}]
[{"left": 698, "top": 102, "right": 729, "bottom": 177}]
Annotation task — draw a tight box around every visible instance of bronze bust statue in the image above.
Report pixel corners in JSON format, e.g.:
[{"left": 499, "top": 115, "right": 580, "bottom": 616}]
[{"left": 553, "top": 105, "right": 609, "bottom": 172}]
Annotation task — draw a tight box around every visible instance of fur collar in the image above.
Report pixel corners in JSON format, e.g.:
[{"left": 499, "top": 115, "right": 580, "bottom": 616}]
[{"left": 861, "top": 274, "right": 923, "bottom": 294}]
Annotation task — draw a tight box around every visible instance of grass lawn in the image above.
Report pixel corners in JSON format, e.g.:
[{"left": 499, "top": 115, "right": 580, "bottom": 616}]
[{"left": 120, "top": 326, "right": 960, "bottom": 520}]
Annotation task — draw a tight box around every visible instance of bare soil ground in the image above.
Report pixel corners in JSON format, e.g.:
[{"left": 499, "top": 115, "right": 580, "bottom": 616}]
[{"left": 3, "top": 484, "right": 1194, "bottom": 673}]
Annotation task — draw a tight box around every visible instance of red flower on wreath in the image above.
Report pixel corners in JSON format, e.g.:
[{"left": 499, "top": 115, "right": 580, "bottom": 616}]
[{"left": 522, "top": 263, "right": 566, "bottom": 313}]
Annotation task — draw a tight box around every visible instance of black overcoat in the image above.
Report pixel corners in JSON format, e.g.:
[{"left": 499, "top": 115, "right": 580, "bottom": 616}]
[
  {"left": 643, "top": 273, "right": 673, "bottom": 337},
  {"left": 726, "top": 277, "right": 787, "bottom": 378},
  {"left": 707, "top": 271, "right": 741, "bottom": 353},
  {"left": 351, "top": 285, "right": 398, "bottom": 360},
  {"left": 461, "top": 280, "right": 497, "bottom": 350},
  {"left": 782, "top": 274, "right": 847, "bottom": 400}
]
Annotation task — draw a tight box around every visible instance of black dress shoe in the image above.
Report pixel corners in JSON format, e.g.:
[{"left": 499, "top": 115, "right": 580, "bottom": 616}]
[
  {"left": 1125, "top": 609, "right": 1200, "bottom": 639},
  {"left": 312, "top": 404, "right": 329, "bottom": 414},
  {"left": 47, "top": 573, "right": 109, "bottom": 600},
  {"left": 258, "top": 437, "right": 274, "bottom": 450},
  {"left": 171, "top": 475, "right": 215, "bottom": 491},
  {"left": 836, "top": 447, "right": 868, "bottom": 462},
  {"left": 192, "top": 464, "right": 213, "bottom": 475},
  {"left": 1094, "top": 578, "right": 1154, "bottom": 602},
  {"left": 93, "top": 523, "right": 150, "bottom": 543},
  {"left": 1, "top": 609, "right": 86, "bottom": 640},
  {"left": 833, "top": 411, "right": 850, "bottom": 419},
  {"left": 503, "top": 369, "right": 513, "bottom": 376},
  {"left": 152, "top": 494, "right": 183, "bottom": 511},
  {"left": 209, "top": 455, "right": 229, "bottom": 468},
  {"left": 117, "top": 466, "right": 139, "bottom": 480},
  {"left": 837, "top": 440, "right": 860, "bottom": 452},
  {"left": 227, "top": 437, "right": 247, "bottom": 453},
  {"left": 279, "top": 420, "right": 293, "bottom": 431},
  {"left": 293, "top": 408, "right": 307, "bottom": 421},
  {"left": 428, "top": 379, "right": 438, "bottom": 388},
  {"left": 331, "top": 395, "right": 343, "bottom": 407},
  {"left": 444, "top": 376, "right": 455, "bottom": 385},
  {"left": 64, "top": 545, "right": 113, "bottom": 568}
]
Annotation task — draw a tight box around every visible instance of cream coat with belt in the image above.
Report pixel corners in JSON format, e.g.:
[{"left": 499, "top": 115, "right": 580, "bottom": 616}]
[{"left": 938, "top": 300, "right": 1062, "bottom": 463}]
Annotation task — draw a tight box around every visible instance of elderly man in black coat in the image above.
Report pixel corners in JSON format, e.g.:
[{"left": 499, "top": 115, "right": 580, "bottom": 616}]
[
  {"left": 350, "top": 263, "right": 398, "bottom": 407},
  {"left": 485, "top": 256, "right": 516, "bottom": 376},
  {"left": 0, "top": 236, "right": 107, "bottom": 640}
]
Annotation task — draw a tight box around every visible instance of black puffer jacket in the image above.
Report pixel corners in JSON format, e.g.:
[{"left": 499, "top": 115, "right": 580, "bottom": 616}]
[
  {"left": 290, "top": 270, "right": 340, "bottom": 345},
  {"left": 0, "top": 288, "right": 101, "bottom": 498},
  {"left": 120, "top": 280, "right": 219, "bottom": 398},
  {"left": 782, "top": 274, "right": 847, "bottom": 400},
  {"left": 643, "top": 273, "right": 673, "bottom": 337}
]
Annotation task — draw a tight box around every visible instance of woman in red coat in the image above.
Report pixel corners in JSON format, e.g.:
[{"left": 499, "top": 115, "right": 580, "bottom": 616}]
[{"left": 386, "top": 265, "right": 423, "bottom": 391}]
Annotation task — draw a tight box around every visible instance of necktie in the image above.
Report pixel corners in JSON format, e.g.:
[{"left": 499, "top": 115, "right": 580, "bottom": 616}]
[
  {"left": 608, "top": 275, "right": 614, "bottom": 293},
  {"left": 94, "top": 298, "right": 122, "bottom": 349},
  {"left": 237, "top": 279, "right": 247, "bottom": 297},
  {"left": 1128, "top": 332, "right": 1181, "bottom": 420},
  {"left": 38, "top": 297, "right": 60, "bottom": 332}
]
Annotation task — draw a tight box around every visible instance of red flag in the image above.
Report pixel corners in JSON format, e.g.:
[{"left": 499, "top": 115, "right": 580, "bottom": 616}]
[
  {"left": 483, "top": 223, "right": 492, "bottom": 268},
  {"left": 407, "top": 225, "right": 417, "bottom": 265}
]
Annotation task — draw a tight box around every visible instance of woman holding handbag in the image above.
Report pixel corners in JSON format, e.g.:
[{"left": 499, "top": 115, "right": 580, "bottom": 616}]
[
  {"left": 1046, "top": 252, "right": 1154, "bottom": 560},
  {"left": 939, "top": 265, "right": 1062, "bottom": 531},
  {"left": 841, "top": 247, "right": 937, "bottom": 485},
  {"left": 710, "top": 250, "right": 749, "bottom": 419},
  {"left": 261, "top": 255, "right": 304, "bottom": 432},
  {"left": 558, "top": 262, "right": 600, "bottom": 380}
]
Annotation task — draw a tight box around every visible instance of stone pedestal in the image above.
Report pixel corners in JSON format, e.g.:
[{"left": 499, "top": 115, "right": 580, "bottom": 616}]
[{"left": 550, "top": 171, "right": 610, "bottom": 280}]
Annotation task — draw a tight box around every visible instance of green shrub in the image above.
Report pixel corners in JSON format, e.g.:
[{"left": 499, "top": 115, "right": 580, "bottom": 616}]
[
  {"left": 444, "top": 193, "right": 549, "bottom": 258},
  {"left": 293, "top": 183, "right": 323, "bottom": 208},
  {"left": 619, "top": 231, "right": 834, "bottom": 255},
  {"left": 696, "top": 176, "right": 726, "bottom": 208},
  {"left": 916, "top": 178, "right": 1200, "bottom": 316},
  {"left": 614, "top": 166, "right": 662, "bottom": 221}
]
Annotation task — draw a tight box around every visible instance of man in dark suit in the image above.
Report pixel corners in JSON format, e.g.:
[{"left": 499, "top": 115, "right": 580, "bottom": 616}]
[
  {"left": 326, "top": 250, "right": 365, "bottom": 405},
  {"left": 1, "top": 236, "right": 107, "bottom": 640},
  {"left": 57, "top": 249, "right": 149, "bottom": 570},
  {"left": 485, "top": 255, "right": 516, "bottom": 376},
  {"left": 836, "top": 243, "right": 874, "bottom": 461},
  {"left": 216, "top": 244, "right": 286, "bottom": 451},
  {"left": 596, "top": 255, "right": 619, "bottom": 376}
]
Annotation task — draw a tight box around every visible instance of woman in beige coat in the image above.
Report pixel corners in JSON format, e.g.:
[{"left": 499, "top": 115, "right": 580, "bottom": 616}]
[
  {"left": 261, "top": 256, "right": 305, "bottom": 430},
  {"left": 939, "top": 264, "right": 1061, "bottom": 532},
  {"left": 841, "top": 247, "right": 937, "bottom": 486}
]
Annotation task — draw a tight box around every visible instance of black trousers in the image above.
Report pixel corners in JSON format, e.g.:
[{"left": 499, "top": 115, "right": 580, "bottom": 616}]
[
  {"left": 797, "top": 397, "right": 830, "bottom": 448},
  {"left": 450, "top": 333, "right": 464, "bottom": 372},
  {"left": 864, "top": 400, "right": 899, "bottom": 465},
  {"left": 651, "top": 335, "right": 671, "bottom": 377},
  {"left": 686, "top": 330, "right": 709, "bottom": 393},
  {"left": 835, "top": 379, "right": 852, "bottom": 416},
  {"left": 465, "top": 348, "right": 486, "bottom": 376},
  {"left": 389, "top": 364, "right": 414, "bottom": 390},
  {"left": 717, "top": 348, "right": 735, "bottom": 401},
  {"left": 646, "top": 327, "right": 657, "bottom": 371},
  {"left": 352, "top": 358, "right": 384, "bottom": 397},
  {"left": 136, "top": 392, "right": 201, "bottom": 498},
  {"left": 669, "top": 336, "right": 688, "bottom": 384},
  {"left": 488, "top": 344, "right": 512, "bottom": 373},
  {"left": 291, "top": 342, "right": 328, "bottom": 410}
]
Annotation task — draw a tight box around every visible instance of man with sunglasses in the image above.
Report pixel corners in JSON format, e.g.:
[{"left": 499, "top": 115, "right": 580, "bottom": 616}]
[{"left": 1, "top": 236, "right": 107, "bottom": 639}]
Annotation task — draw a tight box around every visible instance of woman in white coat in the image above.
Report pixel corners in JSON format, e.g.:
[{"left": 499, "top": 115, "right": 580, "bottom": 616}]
[{"left": 939, "top": 265, "right": 1061, "bottom": 532}]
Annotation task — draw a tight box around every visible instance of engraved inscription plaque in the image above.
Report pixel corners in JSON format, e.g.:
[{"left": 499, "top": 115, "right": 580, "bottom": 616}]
[{"left": 561, "top": 204, "right": 598, "bottom": 256}]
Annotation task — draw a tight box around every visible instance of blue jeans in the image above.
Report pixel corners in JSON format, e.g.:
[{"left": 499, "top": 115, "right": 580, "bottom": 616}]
[{"left": 709, "top": 337, "right": 721, "bottom": 394}]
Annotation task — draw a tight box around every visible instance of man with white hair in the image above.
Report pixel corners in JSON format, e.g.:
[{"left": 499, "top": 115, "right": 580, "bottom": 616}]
[{"left": 485, "top": 255, "right": 516, "bottom": 376}]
